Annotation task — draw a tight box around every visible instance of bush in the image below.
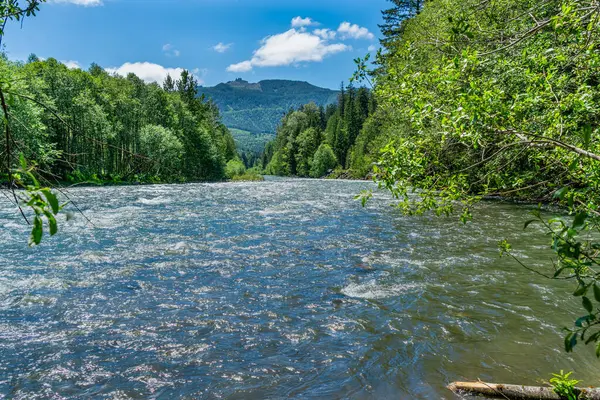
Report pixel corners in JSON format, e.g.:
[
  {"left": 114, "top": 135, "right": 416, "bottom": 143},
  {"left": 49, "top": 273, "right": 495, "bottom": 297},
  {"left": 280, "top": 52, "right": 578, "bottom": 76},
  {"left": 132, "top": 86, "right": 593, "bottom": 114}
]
[
  {"left": 225, "top": 159, "right": 246, "bottom": 179},
  {"left": 231, "top": 171, "right": 264, "bottom": 181}
]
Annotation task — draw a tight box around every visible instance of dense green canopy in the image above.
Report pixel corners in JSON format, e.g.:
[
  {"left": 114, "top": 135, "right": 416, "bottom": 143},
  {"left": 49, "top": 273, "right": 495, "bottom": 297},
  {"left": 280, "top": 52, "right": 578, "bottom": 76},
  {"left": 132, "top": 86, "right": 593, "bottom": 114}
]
[
  {"left": 263, "top": 85, "right": 377, "bottom": 178},
  {"left": 0, "top": 56, "right": 236, "bottom": 184}
]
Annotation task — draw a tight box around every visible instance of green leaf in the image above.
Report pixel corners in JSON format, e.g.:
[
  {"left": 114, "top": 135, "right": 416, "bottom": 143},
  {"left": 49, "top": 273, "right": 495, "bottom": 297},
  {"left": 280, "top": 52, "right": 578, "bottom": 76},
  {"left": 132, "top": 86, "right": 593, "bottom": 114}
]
[
  {"left": 553, "top": 187, "right": 569, "bottom": 200},
  {"left": 572, "top": 212, "right": 587, "bottom": 230},
  {"left": 583, "top": 296, "right": 594, "bottom": 314},
  {"left": 596, "top": 342, "right": 600, "bottom": 358},
  {"left": 570, "top": 333, "right": 578, "bottom": 352},
  {"left": 565, "top": 333, "right": 571, "bottom": 352},
  {"left": 553, "top": 267, "right": 566, "bottom": 278},
  {"left": 574, "top": 285, "right": 588, "bottom": 296},
  {"left": 19, "top": 153, "right": 27, "bottom": 171},
  {"left": 585, "top": 331, "right": 600, "bottom": 345},
  {"left": 25, "top": 171, "right": 39, "bottom": 188},
  {"left": 523, "top": 219, "right": 537, "bottom": 230},
  {"left": 565, "top": 332, "right": 577, "bottom": 352},
  {"left": 583, "top": 124, "right": 592, "bottom": 148},
  {"left": 29, "top": 216, "right": 43, "bottom": 246},
  {"left": 575, "top": 315, "right": 590, "bottom": 327},
  {"left": 594, "top": 284, "right": 600, "bottom": 303},
  {"left": 41, "top": 189, "right": 60, "bottom": 214},
  {"left": 44, "top": 210, "right": 58, "bottom": 236}
]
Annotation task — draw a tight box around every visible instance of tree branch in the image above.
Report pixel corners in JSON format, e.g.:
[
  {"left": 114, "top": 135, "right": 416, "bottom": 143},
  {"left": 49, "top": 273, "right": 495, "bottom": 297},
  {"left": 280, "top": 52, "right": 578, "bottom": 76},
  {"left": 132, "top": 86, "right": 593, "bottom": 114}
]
[{"left": 496, "top": 129, "right": 600, "bottom": 162}]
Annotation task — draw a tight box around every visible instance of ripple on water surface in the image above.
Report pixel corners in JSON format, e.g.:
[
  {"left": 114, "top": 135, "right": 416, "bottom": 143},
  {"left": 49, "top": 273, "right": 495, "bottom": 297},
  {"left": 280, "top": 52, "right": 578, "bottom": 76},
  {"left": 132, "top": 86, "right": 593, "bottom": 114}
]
[{"left": 0, "top": 178, "right": 596, "bottom": 399}]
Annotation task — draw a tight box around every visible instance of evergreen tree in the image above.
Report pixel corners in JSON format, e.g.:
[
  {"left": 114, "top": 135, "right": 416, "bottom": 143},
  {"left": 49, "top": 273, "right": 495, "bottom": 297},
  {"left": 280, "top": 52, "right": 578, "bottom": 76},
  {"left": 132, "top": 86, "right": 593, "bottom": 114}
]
[
  {"left": 163, "top": 74, "right": 175, "bottom": 92},
  {"left": 344, "top": 84, "right": 360, "bottom": 159},
  {"left": 355, "top": 87, "right": 370, "bottom": 128},
  {"left": 379, "top": 0, "right": 425, "bottom": 50},
  {"left": 334, "top": 118, "right": 348, "bottom": 166},
  {"left": 262, "top": 85, "right": 377, "bottom": 178},
  {"left": 338, "top": 82, "right": 346, "bottom": 117},
  {"left": 89, "top": 63, "right": 104, "bottom": 77},
  {"left": 27, "top": 53, "right": 39, "bottom": 63},
  {"left": 176, "top": 70, "right": 199, "bottom": 106}
]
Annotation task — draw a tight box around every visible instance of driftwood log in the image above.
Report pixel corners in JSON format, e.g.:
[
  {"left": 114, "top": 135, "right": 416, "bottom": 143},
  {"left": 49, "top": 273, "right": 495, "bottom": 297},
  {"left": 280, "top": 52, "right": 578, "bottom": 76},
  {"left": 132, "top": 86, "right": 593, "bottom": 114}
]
[{"left": 448, "top": 381, "right": 600, "bottom": 399}]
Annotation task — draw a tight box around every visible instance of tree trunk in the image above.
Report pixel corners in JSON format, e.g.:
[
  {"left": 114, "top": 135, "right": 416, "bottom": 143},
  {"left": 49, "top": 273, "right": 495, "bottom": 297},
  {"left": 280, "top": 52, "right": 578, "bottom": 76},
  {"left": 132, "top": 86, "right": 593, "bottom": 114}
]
[{"left": 448, "top": 381, "right": 600, "bottom": 399}]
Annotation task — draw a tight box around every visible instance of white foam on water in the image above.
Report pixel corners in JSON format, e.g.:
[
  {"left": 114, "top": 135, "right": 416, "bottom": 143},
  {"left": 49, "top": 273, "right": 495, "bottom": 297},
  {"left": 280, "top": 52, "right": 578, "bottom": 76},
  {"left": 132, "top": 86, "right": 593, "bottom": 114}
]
[
  {"left": 137, "top": 196, "right": 170, "bottom": 205},
  {"left": 341, "top": 280, "right": 422, "bottom": 299}
]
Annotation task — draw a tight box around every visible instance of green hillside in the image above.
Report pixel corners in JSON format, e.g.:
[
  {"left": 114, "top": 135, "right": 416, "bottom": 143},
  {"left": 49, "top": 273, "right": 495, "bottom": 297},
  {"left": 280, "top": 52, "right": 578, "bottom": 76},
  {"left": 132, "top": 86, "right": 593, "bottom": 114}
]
[
  {"left": 229, "top": 128, "right": 275, "bottom": 155},
  {"left": 198, "top": 79, "right": 339, "bottom": 135}
]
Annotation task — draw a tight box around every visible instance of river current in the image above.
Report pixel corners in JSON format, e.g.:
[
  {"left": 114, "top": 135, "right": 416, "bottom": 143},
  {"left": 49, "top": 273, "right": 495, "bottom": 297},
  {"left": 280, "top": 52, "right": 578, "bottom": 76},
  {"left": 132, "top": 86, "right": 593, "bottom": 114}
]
[{"left": 0, "top": 178, "right": 597, "bottom": 399}]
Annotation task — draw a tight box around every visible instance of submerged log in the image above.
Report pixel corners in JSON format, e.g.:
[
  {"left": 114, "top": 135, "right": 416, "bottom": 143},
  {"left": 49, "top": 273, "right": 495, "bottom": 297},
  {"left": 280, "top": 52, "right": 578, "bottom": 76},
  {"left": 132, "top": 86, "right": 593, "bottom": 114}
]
[{"left": 448, "top": 381, "right": 600, "bottom": 399}]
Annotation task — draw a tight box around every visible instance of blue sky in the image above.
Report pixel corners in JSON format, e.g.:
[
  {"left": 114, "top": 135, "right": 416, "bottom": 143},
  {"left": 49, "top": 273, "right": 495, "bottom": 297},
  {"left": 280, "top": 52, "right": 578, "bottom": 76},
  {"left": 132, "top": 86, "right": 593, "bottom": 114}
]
[{"left": 4, "top": 0, "right": 389, "bottom": 89}]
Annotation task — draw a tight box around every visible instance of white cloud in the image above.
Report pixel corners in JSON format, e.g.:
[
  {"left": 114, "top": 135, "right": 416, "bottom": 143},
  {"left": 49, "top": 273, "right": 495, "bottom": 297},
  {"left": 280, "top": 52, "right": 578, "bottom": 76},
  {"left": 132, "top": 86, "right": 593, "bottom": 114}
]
[
  {"left": 162, "top": 44, "right": 180, "bottom": 57},
  {"left": 291, "top": 16, "right": 316, "bottom": 28},
  {"left": 61, "top": 60, "right": 81, "bottom": 69},
  {"left": 50, "top": 0, "right": 102, "bottom": 6},
  {"left": 314, "top": 28, "right": 336, "bottom": 40},
  {"left": 337, "top": 22, "right": 375, "bottom": 40},
  {"left": 227, "top": 61, "right": 253, "bottom": 73},
  {"left": 213, "top": 42, "right": 233, "bottom": 53},
  {"left": 106, "top": 62, "right": 203, "bottom": 84},
  {"left": 227, "top": 28, "right": 349, "bottom": 73},
  {"left": 368, "top": 45, "right": 377, "bottom": 52}
]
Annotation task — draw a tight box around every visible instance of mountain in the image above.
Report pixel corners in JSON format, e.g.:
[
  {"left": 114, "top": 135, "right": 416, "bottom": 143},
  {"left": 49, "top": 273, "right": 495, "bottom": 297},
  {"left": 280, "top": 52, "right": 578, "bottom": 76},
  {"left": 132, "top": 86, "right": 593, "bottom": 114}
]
[{"left": 198, "top": 79, "right": 339, "bottom": 135}]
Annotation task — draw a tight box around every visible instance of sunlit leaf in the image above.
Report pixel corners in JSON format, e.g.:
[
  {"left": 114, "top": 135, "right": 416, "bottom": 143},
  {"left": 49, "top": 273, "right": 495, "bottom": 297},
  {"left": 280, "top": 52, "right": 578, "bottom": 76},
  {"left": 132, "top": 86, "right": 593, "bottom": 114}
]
[
  {"left": 29, "top": 215, "right": 43, "bottom": 246},
  {"left": 583, "top": 296, "right": 593, "bottom": 314}
]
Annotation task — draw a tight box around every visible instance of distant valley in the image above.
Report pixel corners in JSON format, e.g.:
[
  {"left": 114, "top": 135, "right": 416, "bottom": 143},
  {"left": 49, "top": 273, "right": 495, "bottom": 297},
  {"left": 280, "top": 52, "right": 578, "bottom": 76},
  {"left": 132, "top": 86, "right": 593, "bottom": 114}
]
[{"left": 198, "top": 79, "right": 339, "bottom": 155}]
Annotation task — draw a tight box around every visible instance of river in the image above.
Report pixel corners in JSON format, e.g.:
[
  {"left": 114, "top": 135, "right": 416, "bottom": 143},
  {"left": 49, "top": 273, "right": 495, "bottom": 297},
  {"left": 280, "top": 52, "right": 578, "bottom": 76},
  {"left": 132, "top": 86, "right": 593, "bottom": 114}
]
[{"left": 0, "top": 178, "right": 597, "bottom": 399}]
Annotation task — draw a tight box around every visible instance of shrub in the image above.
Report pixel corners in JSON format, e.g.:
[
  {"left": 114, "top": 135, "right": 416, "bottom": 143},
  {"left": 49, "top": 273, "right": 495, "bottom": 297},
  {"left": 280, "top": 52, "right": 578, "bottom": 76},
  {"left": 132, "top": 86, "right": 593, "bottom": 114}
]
[{"left": 225, "top": 159, "right": 246, "bottom": 179}]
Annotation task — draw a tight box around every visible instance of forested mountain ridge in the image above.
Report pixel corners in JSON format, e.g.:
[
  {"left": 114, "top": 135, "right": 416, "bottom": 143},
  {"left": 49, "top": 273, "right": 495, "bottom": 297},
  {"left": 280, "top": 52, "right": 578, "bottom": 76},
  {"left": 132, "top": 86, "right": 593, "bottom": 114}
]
[{"left": 197, "top": 79, "right": 339, "bottom": 135}]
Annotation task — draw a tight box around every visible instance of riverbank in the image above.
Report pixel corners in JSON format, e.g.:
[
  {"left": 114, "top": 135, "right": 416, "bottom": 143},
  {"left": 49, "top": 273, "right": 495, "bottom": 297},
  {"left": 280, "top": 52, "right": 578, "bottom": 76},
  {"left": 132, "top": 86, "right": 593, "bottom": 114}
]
[
  {"left": 1, "top": 171, "right": 265, "bottom": 189},
  {"left": 297, "top": 168, "right": 566, "bottom": 209}
]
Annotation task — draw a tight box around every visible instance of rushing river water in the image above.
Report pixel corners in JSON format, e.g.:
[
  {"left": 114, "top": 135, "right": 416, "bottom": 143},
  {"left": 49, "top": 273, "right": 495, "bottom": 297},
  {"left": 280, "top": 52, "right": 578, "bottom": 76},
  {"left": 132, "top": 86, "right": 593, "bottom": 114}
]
[{"left": 0, "top": 178, "right": 597, "bottom": 399}]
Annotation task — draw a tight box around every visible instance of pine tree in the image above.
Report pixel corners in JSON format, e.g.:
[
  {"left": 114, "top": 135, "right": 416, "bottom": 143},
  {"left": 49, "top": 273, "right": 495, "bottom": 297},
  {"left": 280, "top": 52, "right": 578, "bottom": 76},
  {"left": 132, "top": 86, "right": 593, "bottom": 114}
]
[
  {"left": 379, "top": 0, "right": 425, "bottom": 50},
  {"left": 163, "top": 74, "right": 175, "bottom": 92},
  {"left": 176, "top": 70, "right": 198, "bottom": 106},
  {"left": 89, "top": 63, "right": 104, "bottom": 77},
  {"left": 338, "top": 82, "right": 346, "bottom": 118},
  {"left": 27, "top": 53, "right": 39, "bottom": 63},
  {"left": 344, "top": 84, "right": 360, "bottom": 159},
  {"left": 334, "top": 118, "right": 348, "bottom": 167},
  {"left": 355, "top": 87, "right": 370, "bottom": 131}
]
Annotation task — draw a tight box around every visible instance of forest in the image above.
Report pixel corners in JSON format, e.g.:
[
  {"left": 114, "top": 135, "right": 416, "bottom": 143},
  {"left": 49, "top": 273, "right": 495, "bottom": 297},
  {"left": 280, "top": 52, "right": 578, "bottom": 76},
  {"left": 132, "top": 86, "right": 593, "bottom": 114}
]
[
  {"left": 0, "top": 55, "right": 237, "bottom": 185},
  {"left": 262, "top": 84, "right": 378, "bottom": 178}
]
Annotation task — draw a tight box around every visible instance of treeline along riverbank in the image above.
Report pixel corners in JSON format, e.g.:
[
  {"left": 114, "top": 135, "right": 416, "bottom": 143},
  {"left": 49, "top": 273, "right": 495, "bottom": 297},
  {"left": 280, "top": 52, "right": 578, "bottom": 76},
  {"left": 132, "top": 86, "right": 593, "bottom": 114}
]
[
  {"left": 262, "top": 84, "right": 379, "bottom": 179},
  {"left": 0, "top": 56, "right": 237, "bottom": 186}
]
